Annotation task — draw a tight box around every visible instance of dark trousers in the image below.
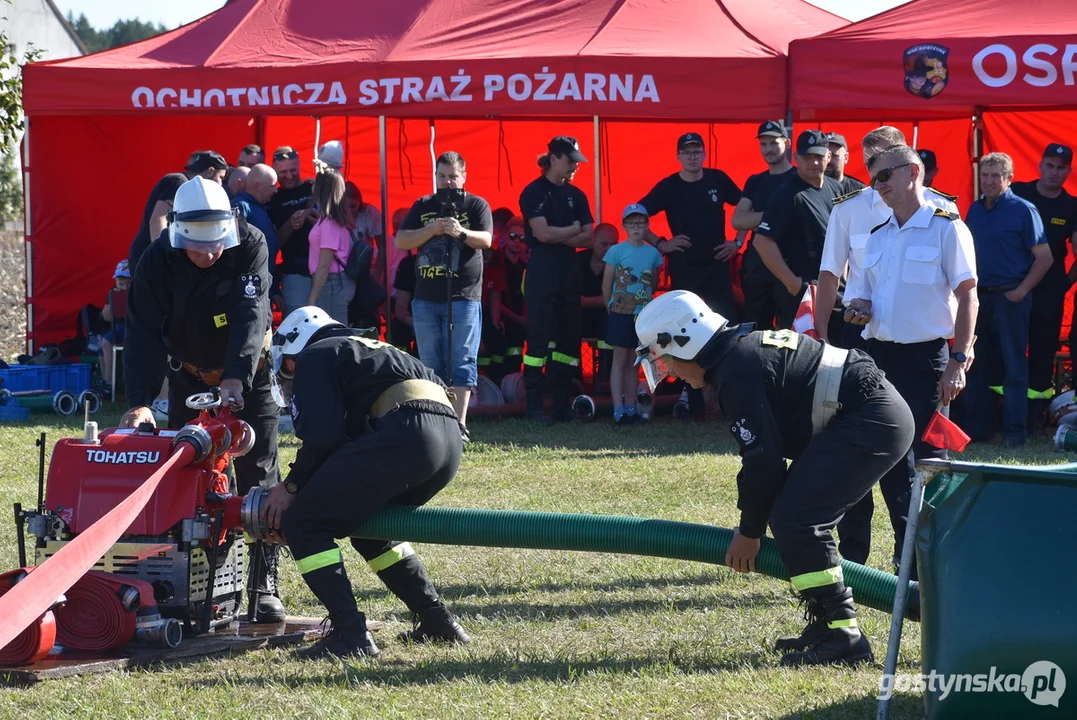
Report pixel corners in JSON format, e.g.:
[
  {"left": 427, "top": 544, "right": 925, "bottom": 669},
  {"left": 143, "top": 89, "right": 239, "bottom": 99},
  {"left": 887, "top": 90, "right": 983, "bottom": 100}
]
[
  {"left": 741, "top": 275, "right": 777, "bottom": 331},
  {"left": 281, "top": 402, "right": 462, "bottom": 623},
  {"left": 523, "top": 254, "right": 582, "bottom": 403},
  {"left": 837, "top": 338, "right": 947, "bottom": 573},
  {"left": 671, "top": 265, "right": 737, "bottom": 419},
  {"left": 964, "top": 291, "right": 1032, "bottom": 444},
  {"left": 1028, "top": 280, "right": 1066, "bottom": 397},
  {"left": 838, "top": 319, "right": 869, "bottom": 352},
  {"left": 168, "top": 363, "right": 280, "bottom": 494},
  {"left": 770, "top": 378, "right": 914, "bottom": 579}
]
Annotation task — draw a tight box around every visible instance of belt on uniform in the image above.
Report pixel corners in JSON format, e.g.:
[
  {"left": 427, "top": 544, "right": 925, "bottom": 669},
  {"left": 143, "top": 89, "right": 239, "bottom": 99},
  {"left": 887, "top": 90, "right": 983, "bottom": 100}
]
[
  {"left": 811, "top": 343, "right": 849, "bottom": 435},
  {"left": 370, "top": 378, "right": 454, "bottom": 419},
  {"left": 178, "top": 355, "right": 265, "bottom": 387}
]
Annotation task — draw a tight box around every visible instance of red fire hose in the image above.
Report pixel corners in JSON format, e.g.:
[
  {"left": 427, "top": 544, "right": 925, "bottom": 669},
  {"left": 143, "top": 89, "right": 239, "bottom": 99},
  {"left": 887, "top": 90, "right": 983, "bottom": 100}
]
[
  {"left": 55, "top": 572, "right": 155, "bottom": 651},
  {"left": 0, "top": 444, "right": 196, "bottom": 656},
  {"left": 0, "top": 569, "right": 56, "bottom": 666}
]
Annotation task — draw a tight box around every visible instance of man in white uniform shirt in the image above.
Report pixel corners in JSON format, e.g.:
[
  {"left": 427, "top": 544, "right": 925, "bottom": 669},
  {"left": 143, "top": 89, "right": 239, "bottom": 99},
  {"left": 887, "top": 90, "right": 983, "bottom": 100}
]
[
  {"left": 844, "top": 145, "right": 978, "bottom": 579},
  {"left": 814, "top": 127, "right": 960, "bottom": 566},
  {"left": 815, "top": 127, "right": 959, "bottom": 348}
]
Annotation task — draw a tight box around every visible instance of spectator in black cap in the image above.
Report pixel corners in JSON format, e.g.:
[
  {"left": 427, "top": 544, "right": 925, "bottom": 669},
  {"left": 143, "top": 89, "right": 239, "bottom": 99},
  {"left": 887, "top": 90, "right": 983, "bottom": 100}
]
[
  {"left": 733, "top": 120, "right": 796, "bottom": 331},
  {"left": 637, "top": 131, "right": 742, "bottom": 421},
  {"left": 517, "top": 136, "right": 594, "bottom": 423},
  {"left": 754, "top": 129, "right": 844, "bottom": 335},
  {"left": 1011, "top": 142, "right": 1077, "bottom": 429},
  {"left": 825, "top": 133, "right": 866, "bottom": 194},
  {"left": 917, "top": 149, "right": 939, "bottom": 187},
  {"left": 128, "top": 150, "right": 228, "bottom": 269}
]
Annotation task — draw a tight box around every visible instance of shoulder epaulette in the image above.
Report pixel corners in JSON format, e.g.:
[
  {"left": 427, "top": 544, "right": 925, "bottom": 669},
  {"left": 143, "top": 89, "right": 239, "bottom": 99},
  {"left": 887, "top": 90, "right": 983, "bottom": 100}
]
[
  {"left": 927, "top": 187, "right": 958, "bottom": 202},
  {"left": 870, "top": 220, "right": 889, "bottom": 234},
  {"left": 833, "top": 186, "right": 869, "bottom": 205},
  {"left": 933, "top": 207, "right": 960, "bottom": 221}
]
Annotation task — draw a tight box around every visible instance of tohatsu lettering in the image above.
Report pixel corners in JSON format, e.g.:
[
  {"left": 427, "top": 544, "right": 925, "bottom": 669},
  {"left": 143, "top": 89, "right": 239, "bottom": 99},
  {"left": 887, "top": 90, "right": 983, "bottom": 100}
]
[{"left": 85, "top": 449, "right": 162, "bottom": 464}]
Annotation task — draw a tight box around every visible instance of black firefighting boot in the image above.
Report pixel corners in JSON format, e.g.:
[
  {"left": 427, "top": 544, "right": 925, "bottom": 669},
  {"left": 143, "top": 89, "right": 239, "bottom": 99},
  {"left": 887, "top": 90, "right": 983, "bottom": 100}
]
[
  {"left": 294, "top": 563, "right": 379, "bottom": 660},
  {"left": 773, "top": 596, "right": 827, "bottom": 653},
  {"left": 549, "top": 375, "right": 576, "bottom": 423},
  {"left": 1027, "top": 398, "right": 1049, "bottom": 435},
  {"left": 594, "top": 348, "right": 613, "bottom": 396},
  {"left": 368, "top": 545, "right": 470, "bottom": 645},
  {"left": 248, "top": 540, "right": 286, "bottom": 623},
  {"left": 526, "top": 388, "right": 551, "bottom": 423},
  {"left": 780, "top": 584, "right": 874, "bottom": 667}
]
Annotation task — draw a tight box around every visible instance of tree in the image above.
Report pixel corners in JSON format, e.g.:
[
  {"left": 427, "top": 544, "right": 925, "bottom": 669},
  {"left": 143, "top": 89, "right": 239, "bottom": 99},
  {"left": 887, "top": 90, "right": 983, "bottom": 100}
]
[
  {"left": 66, "top": 13, "right": 168, "bottom": 53},
  {"left": 0, "top": 1, "right": 42, "bottom": 149}
]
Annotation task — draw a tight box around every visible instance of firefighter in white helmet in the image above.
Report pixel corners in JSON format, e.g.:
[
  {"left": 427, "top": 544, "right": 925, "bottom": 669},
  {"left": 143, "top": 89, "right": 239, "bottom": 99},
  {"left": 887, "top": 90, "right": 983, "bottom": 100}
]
[
  {"left": 261, "top": 306, "right": 469, "bottom": 660},
  {"left": 634, "top": 290, "right": 914, "bottom": 666},
  {"left": 120, "top": 176, "right": 286, "bottom": 624}
]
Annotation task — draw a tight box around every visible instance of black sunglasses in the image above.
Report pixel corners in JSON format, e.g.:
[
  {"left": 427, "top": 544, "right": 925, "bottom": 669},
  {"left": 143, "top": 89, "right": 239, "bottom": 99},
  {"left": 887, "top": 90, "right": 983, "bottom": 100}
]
[
  {"left": 273, "top": 150, "right": 298, "bottom": 161},
  {"left": 870, "top": 163, "right": 912, "bottom": 188},
  {"left": 508, "top": 232, "right": 521, "bottom": 240}
]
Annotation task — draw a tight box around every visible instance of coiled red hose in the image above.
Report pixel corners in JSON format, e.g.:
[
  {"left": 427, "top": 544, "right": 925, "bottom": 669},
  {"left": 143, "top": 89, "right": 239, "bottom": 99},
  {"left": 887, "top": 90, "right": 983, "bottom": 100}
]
[
  {"left": 0, "top": 569, "right": 56, "bottom": 666},
  {"left": 55, "top": 572, "right": 153, "bottom": 651}
]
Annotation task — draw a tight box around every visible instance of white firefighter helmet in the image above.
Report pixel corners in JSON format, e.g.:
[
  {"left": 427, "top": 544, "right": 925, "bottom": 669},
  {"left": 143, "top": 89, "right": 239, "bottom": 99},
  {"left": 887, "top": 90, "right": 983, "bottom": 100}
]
[
  {"left": 1049, "top": 390, "right": 1077, "bottom": 427},
  {"left": 272, "top": 306, "right": 344, "bottom": 379},
  {"left": 168, "top": 176, "right": 240, "bottom": 253},
  {"left": 634, "top": 290, "right": 728, "bottom": 392}
]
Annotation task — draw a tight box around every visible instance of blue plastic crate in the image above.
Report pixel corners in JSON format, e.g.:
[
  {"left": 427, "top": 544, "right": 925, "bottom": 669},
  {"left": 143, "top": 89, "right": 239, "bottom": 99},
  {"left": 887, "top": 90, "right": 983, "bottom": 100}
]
[
  {"left": 0, "top": 405, "right": 31, "bottom": 421},
  {"left": 0, "top": 364, "right": 92, "bottom": 394}
]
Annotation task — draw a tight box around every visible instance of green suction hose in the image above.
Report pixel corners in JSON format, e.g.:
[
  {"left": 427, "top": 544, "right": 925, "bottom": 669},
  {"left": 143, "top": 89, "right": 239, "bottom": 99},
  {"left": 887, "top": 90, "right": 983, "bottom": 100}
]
[{"left": 352, "top": 506, "right": 918, "bottom": 619}]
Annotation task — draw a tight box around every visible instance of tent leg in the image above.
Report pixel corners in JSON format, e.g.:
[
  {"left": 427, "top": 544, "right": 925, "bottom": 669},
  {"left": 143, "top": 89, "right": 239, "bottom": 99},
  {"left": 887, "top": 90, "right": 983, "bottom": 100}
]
[
  {"left": 314, "top": 117, "right": 322, "bottom": 169},
  {"left": 429, "top": 119, "right": 437, "bottom": 193},
  {"left": 22, "top": 114, "right": 33, "bottom": 354},
  {"left": 379, "top": 115, "right": 391, "bottom": 344},
  {"left": 593, "top": 115, "right": 601, "bottom": 223}
]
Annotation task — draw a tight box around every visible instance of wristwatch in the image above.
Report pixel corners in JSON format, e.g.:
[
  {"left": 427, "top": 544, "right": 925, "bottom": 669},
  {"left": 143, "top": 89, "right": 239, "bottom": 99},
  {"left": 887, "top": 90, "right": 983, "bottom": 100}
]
[
  {"left": 950, "top": 351, "right": 968, "bottom": 365},
  {"left": 456, "top": 230, "right": 467, "bottom": 242},
  {"left": 284, "top": 481, "right": 299, "bottom": 494}
]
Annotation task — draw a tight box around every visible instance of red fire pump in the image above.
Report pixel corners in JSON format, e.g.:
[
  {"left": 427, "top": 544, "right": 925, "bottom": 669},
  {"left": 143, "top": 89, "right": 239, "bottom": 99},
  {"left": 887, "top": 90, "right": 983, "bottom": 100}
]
[{"left": 4, "top": 390, "right": 264, "bottom": 664}]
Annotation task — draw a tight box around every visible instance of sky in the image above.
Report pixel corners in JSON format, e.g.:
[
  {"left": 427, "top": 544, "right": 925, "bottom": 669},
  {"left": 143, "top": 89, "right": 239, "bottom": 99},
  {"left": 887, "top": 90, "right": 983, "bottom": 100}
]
[{"left": 54, "top": 0, "right": 909, "bottom": 31}]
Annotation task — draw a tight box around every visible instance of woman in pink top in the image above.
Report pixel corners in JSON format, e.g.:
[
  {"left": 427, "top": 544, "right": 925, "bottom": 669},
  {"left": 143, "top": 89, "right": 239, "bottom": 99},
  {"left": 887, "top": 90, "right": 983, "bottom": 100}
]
[{"left": 307, "top": 170, "right": 355, "bottom": 322}]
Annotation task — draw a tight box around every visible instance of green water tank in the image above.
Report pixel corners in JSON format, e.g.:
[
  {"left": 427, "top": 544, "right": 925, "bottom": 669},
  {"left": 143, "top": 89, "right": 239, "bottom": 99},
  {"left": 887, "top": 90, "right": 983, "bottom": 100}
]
[{"left": 916, "top": 463, "right": 1077, "bottom": 718}]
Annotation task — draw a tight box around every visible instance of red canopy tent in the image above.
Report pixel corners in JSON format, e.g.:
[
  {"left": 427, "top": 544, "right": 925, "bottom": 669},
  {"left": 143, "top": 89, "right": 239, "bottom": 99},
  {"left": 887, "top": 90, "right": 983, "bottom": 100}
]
[
  {"left": 789, "top": 0, "right": 1077, "bottom": 333},
  {"left": 20, "top": 0, "right": 848, "bottom": 350}
]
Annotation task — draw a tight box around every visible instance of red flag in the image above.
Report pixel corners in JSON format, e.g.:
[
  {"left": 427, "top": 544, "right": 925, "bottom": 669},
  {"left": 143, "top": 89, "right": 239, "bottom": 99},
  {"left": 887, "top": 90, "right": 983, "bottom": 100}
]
[
  {"left": 793, "top": 284, "right": 819, "bottom": 339},
  {"left": 922, "top": 408, "right": 971, "bottom": 452}
]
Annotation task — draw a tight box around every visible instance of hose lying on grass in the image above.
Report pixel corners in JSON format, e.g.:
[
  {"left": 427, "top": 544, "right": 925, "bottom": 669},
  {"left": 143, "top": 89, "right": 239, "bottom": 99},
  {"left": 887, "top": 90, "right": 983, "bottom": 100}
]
[{"left": 351, "top": 505, "right": 918, "bottom": 619}]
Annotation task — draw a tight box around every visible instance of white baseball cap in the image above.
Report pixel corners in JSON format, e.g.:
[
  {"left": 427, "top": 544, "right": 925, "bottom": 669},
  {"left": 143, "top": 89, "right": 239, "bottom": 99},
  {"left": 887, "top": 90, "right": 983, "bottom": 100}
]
[{"left": 317, "top": 140, "right": 345, "bottom": 170}]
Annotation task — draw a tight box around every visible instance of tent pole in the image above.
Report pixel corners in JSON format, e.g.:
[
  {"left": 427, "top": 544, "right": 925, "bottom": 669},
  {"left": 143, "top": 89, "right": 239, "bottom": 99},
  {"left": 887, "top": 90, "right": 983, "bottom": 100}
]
[
  {"left": 314, "top": 117, "right": 322, "bottom": 170},
  {"left": 22, "top": 115, "right": 33, "bottom": 354},
  {"left": 429, "top": 120, "right": 437, "bottom": 193},
  {"left": 380, "top": 115, "right": 391, "bottom": 344},
  {"left": 593, "top": 115, "right": 601, "bottom": 223},
  {"left": 972, "top": 109, "right": 983, "bottom": 200},
  {"left": 911, "top": 121, "right": 920, "bottom": 150}
]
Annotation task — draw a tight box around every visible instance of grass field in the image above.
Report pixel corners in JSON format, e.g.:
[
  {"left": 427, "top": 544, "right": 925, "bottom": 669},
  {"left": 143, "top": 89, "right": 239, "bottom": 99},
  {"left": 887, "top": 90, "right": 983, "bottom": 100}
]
[{"left": 0, "top": 410, "right": 1065, "bottom": 719}]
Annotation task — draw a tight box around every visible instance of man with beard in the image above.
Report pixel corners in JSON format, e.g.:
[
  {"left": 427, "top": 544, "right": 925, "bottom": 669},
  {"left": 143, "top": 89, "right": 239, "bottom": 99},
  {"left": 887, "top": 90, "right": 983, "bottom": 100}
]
[{"left": 825, "top": 134, "right": 867, "bottom": 195}]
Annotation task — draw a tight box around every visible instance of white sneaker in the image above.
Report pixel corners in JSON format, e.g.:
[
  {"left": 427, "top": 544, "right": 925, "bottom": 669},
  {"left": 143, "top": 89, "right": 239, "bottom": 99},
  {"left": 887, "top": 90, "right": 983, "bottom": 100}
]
[{"left": 150, "top": 399, "right": 169, "bottom": 423}]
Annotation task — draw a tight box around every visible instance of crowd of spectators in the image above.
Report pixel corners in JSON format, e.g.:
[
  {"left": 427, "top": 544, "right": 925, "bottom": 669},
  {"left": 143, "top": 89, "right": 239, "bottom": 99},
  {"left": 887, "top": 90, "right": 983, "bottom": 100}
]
[{"left": 107, "top": 127, "right": 1074, "bottom": 445}]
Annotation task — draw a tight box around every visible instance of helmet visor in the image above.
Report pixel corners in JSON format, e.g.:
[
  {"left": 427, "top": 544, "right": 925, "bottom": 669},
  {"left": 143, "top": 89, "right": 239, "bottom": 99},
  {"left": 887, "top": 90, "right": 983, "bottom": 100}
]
[
  {"left": 635, "top": 345, "right": 670, "bottom": 393},
  {"left": 169, "top": 210, "right": 241, "bottom": 253}
]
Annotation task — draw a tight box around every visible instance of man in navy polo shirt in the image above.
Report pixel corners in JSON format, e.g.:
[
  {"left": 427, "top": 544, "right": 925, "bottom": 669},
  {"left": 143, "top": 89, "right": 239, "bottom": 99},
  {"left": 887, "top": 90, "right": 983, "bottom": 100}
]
[
  {"left": 963, "top": 152, "right": 1052, "bottom": 447},
  {"left": 1011, "top": 143, "right": 1077, "bottom": 429}
]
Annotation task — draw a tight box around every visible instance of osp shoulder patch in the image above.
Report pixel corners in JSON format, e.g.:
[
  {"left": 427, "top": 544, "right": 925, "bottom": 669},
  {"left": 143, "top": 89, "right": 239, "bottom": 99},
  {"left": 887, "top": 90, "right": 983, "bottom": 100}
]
[
  {"left": 240, "top": 273, "right": 262, "bottom": 298},
  {"left": 833, "top": 186, "right": 869, "bottom": 205},
  {"left": 730, "top": 418, "right": 758, "bottom": 450},
  {"left": 932, "top": 207, "right": 959, "bottom": 221}
]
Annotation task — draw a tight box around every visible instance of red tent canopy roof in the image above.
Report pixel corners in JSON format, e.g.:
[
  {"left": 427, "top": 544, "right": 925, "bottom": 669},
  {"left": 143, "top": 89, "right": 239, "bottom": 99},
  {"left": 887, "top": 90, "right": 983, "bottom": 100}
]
[
  {"left": 790, "top": 0, "right": 1077, "bottom": 118},
  {"left": 24, "top": 0, "right": 847, "bottom": 119}
]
